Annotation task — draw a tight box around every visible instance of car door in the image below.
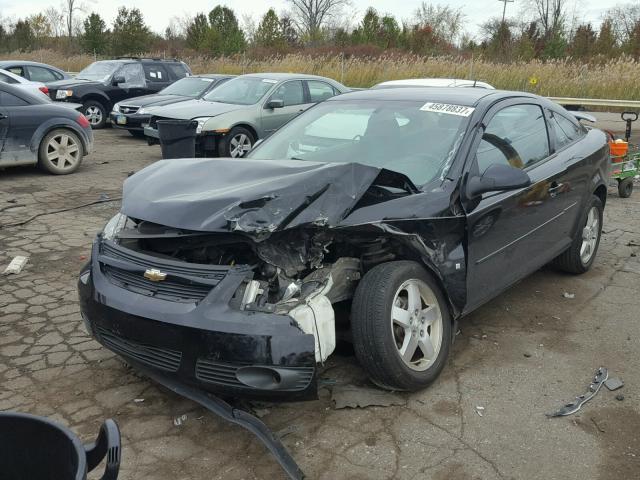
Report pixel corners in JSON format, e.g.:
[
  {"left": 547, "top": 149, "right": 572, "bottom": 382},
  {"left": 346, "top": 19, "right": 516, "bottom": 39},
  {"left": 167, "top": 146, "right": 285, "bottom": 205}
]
[
  {"left": 463, "top": 101, "right": 580, "bottom": 312},
  {"left": 111, "top": 63, "right": 147, "bottom": 104},
  {"left": 261, "top": 80, "right": 309, "bottom": 136},
  {"left": 0, "top": 90, "right": 38, "bottom": 163},
  {"left": 142, "top": 64, "right": 171, "bottom": 94}
]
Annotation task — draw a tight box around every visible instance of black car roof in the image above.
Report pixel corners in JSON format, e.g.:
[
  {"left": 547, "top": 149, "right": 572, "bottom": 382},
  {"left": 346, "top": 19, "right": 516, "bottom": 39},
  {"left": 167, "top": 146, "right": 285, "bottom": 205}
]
[{"left": 332, "top": 87, "right": 537, "bottom": 107}]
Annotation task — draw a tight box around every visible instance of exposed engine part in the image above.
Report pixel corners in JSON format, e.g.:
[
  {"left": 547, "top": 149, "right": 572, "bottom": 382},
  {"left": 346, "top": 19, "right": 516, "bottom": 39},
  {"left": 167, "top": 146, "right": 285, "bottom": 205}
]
[
  {"left": 547, "top": 367, "right": 608, "bottom": 417},
  {"left": 241, "top": 280, "right": 264, "bottom": 310},
  {"left": 302, "top": 257, "right": 361, "bottom": 304},
  {"left": 281, "top": 282, "right": 301, "bottom": 302},
  {"left": 360, "top": 238, "right": 395, "bottom": 268},
  {"left": 256, "top": 230, "right": 332, "bottom": 277},
  {"left": 288, "top": 277, "right": 335, "bottom": 363}
]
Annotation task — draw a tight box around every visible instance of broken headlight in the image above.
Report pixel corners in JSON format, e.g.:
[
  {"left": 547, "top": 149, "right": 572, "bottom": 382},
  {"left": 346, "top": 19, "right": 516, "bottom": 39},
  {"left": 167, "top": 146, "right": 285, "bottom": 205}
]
[
  {"left": 194, "top": 117, "right": 211, "bottom": 134},
  {"left": 102, "top": 213, "right": 128, "bottom": 241}
]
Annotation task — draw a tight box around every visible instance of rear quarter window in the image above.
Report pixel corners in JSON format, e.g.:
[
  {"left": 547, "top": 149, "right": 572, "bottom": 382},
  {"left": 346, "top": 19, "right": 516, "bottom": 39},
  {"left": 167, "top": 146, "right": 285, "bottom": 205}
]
[
  {"left": 166, "top": 64, "right": 189, "bottom": 79},
  {"left": 550, "top": 111, "right": 585, "bottom": 150}
]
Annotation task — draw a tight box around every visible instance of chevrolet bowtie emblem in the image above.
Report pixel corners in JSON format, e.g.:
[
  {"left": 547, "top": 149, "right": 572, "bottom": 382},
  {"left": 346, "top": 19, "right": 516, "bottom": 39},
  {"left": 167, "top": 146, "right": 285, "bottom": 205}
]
[{"left": 144, "top": 268, "right": 167, "bottom": 282}]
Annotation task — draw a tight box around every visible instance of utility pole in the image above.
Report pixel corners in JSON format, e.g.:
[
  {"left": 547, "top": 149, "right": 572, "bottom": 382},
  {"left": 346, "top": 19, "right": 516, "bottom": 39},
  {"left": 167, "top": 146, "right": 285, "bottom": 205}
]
[{"left": 499, "top": 0, "right": 515, "bottom": 23}]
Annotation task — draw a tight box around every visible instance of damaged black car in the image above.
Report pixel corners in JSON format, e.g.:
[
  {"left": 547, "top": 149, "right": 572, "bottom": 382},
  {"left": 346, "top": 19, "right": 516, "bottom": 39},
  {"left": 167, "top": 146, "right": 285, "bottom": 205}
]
[{"left": 78, "top": 88, "right": 609, "bottom": 399}]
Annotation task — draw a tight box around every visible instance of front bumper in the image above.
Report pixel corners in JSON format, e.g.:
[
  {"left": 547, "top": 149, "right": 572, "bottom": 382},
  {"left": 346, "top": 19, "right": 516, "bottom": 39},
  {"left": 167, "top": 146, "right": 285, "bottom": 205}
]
[
  {"left": 110, "top": 112, "right": 151, "bottom": 131},
  {"left": 78, "top": 238, "right": 317, "bottom": 400}
]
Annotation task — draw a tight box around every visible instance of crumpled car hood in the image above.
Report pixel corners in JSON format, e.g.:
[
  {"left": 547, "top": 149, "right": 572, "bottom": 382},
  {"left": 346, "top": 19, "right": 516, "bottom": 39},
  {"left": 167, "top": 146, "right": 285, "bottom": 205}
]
[
  {"left": 122, "top": 158, "right": 402, "bottom": 234},
  {"left": 144, "top": 99, "right": 245, "bottom": 119}
]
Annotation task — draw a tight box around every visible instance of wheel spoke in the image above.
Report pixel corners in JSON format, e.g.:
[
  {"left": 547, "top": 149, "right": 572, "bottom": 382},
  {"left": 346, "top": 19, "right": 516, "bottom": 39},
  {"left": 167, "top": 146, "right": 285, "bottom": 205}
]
[
  {"left": 400, "top": 331, "right": 419, "bottom": 362},
  {"left": 418, "top": 335, "right": 436, "bottom": 359},
  {"left": 67, "top": 144, "right": 79, "bottom": 154},
  {"left": 406, "top": 283, "right": 422, "bottom": 312},
  {"left": 47, "top": 151, "right": 59, "bottom": 161},
  {"left": 421, "top": 305, "right": 439, "bottom": 327},
  {"left": 392, "top": 306, "right": 411, "bottom": 327}
]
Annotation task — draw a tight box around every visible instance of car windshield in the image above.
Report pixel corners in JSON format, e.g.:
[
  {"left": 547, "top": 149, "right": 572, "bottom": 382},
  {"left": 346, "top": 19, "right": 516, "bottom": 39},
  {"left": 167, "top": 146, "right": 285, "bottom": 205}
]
[
  {"left": 76, "top": 61, "right": 121, "bottom": 82},
  {"left": 202, "top": 77, "right": 276, "bottom": 105},
  {"left": 248, "top": 100, "right": 471, "bottom": 186},
  {"left": 161, "top": 77, "right": 215, "bottom": 97}
]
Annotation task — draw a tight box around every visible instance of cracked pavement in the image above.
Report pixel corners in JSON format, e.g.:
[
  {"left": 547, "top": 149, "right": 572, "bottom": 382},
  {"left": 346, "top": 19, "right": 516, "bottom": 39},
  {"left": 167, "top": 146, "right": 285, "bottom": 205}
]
[{"left": 1, "top": 127, "right": 639, "bottom": 480}]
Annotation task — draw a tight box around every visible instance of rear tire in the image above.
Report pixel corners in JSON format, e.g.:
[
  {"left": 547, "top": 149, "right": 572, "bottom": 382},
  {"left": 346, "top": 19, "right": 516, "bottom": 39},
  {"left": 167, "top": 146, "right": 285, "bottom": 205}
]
[
  {"left": 83, "top": 100, "right": 107, "bottom": 129},
  {"left": 551, "top": 195, "right": 603, "bottom": 274},
  {"left": 618, "top": 178, "right": 633, "bottom": 198},
  {"left": 38, "top": 128, "right": 83, "bottom": 175},
  {"left": 217, "top": 126, "right": 255, "bottom": 158},
  {"left": 351, "top": 261, "right": 452, "bottom": 391}
]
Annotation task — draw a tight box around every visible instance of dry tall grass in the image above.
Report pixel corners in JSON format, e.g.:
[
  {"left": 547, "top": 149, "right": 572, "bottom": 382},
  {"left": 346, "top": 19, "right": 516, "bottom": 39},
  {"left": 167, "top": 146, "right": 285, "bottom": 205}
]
[{"left": 6, "top": 49, "right": 640, "bottom": 100}]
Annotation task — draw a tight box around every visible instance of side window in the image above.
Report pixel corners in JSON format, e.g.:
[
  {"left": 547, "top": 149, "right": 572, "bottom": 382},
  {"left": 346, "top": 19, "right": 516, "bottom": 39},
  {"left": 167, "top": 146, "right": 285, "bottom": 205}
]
[
  {"left": 270, "top": 81, "right": 304, "bottom": 107},
  {"left": 166, "top": 63, "right": 189, "bottom": 79},
  {"left": 6, "top": 66, "right": 24, "bottom": 77},
  {"left": 0, "top": 91, "right": 28, "bottom": 106},
  {"left": 0, "top": 72, "right": 18, "bottom": 84},
  {"left": 549, "top": 111, "right": 584, "bottom": 150},
  {"left": 476, "top": 104, "right": 550, "bottom": 173},
  {"left": 118, "top": 64, "right": 145, "bottom": 88},
  {"left": 307, "top": 81, "right": 336, "bottom": 103},
  {"left": 26, "top": 66, "right": 58, "bottom": 83},
  {"left": 143, "top": 64, "right": 168, "bottom": 83}
]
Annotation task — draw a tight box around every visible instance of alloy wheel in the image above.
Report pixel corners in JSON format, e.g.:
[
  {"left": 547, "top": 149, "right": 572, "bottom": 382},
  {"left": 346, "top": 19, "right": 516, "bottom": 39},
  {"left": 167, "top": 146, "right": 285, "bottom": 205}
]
[
  {"left": 580, "top": 206, "right": 600, "bottom": 264},
  {"left": 85, "top": 106, "right": 103, "bottom": 126},
  {"left": 229, "top": 133, "right": 252, "bottom": 158},
  {"left": 46, "top": 133, "right": 80, "bottom": 170},
  {"left": 390, "top": 278, "right": 443, "bottom": 372}
]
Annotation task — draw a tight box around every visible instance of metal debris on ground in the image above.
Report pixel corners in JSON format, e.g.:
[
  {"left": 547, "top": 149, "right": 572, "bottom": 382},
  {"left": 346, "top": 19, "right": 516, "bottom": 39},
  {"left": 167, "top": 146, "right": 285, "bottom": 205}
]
[
  {"left": 616, "top": 394, "right": 625, "bottom": 401},
  {"left": 563, "top": 292, "right": 576, "bottom": 299},
  {"left": 604, "top": 377, "right": 624, "bottom": 391},
  {"left": 475, "top": 406, "right": 485, "bottom": 417},
  {"left": 173, "top": 414, "right": 188, "bottom": 426},
  {"left": 331, "top": 385, "right": 406, "bottom": 409},
  {"left": 3, "top": 256, "right": 28, "bottom": 275},
  {"left": 133, "top": 398, "right": 145, "bottom": 403},
  {"left": 547, "top": 367, "right": 608, "bottom": 417}
]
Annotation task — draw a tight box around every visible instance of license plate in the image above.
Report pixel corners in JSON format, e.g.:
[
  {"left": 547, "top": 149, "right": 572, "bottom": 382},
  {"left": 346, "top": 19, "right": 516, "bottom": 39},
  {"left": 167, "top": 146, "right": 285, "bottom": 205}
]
[{"left": 116, "top": 115, "right": 127, "bottom": 125}]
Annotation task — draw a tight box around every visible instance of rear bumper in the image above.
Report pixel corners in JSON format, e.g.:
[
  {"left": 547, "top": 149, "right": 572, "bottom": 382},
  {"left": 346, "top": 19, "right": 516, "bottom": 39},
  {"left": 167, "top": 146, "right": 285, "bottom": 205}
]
[
  {"left": 78, "top": 239, "right": 317, "bottom": 400},
  {"left": 109, "top": 113, "right": 151, "bottom": 131}
]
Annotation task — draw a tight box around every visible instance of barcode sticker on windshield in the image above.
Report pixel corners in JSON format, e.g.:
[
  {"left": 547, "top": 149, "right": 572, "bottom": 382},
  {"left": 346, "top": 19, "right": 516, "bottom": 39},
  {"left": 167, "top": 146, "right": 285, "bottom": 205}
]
[{"left": 420, "top": 103, "right": 475, "bottom": 117}]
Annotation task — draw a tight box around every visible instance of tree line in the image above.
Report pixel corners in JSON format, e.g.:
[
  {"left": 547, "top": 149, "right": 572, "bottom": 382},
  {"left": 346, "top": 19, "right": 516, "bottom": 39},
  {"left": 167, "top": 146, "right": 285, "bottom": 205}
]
[{"left": 0, "top": 0, "right": 639, "bottom": 61}]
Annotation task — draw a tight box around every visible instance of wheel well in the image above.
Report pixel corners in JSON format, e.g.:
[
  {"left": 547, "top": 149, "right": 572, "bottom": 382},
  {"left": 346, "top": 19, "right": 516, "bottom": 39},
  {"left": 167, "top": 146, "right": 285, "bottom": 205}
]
[
  {"left": 83, "top": 95, "right": 110, "bottom": 111},
  {"left": 233, "top": 124, "right": 258, "bottom": 141},
  {"left": 594, "top": 184, "right": 607, "bottom": 207}
]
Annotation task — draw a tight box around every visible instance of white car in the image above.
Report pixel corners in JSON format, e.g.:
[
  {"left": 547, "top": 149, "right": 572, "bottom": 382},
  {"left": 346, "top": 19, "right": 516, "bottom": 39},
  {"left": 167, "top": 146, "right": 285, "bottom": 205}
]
[
  {"left": 372, "top": 78, "right": 495, "bottom": 90},
  {"left": 0, "top": 69, "right": 51, "bottom": 100}
]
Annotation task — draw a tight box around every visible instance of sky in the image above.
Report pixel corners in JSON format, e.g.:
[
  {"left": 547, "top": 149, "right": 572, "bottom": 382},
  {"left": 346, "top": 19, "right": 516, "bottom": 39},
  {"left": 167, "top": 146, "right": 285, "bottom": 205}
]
[{"left": 0, "top": 0, "right": 623, "bottom": 39}]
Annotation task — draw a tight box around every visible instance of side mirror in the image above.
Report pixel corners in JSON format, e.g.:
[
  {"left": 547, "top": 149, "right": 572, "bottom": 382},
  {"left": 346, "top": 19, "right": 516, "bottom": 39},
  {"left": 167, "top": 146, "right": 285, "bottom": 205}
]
[
  {"left": 266, "top": 99, "right": 284, "bottom": 109},
  {"left": 112, "top": 75, "right": 126, "bottom": 86},
  {"left": 467, "top": 163, "right": 531, "bottom": 198}
]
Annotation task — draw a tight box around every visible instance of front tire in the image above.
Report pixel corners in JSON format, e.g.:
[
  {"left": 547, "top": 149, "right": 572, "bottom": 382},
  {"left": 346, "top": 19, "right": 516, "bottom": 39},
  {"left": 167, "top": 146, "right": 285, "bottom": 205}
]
[
  {"left": 83, "top": 100, "right": 107, "bottom": 129},
  {"left": 38, "top": 129, "right": 83, "bottom": 175},
  {"left": 217, "top": 126, "right": 255, "bottom": 158},
  {"left": 551, "top": 195, "right": 603, "bottom": 274},
  {"left": 351, "top": 261, "right": 452, "bottom": 391}
]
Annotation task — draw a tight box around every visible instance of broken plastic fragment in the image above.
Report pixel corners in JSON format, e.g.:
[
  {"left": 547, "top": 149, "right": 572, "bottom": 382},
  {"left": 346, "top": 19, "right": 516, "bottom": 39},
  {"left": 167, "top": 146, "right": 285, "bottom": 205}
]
[
  {"left": 547, "top": 367, "right": 608, "bottom": 417},
  {"left": 3, "top": 256, "right": 28, "bottom": 275},
  {"left": 173, "top": 414, "right": 188, "bottom": 426},
  {"left": 563, "top": 292, "right": 575, "bottom": 299}
]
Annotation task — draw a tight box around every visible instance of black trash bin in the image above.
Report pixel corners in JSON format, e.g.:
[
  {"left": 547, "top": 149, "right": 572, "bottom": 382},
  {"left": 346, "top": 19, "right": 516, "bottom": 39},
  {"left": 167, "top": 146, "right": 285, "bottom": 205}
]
[
  {"left": 157, "top": 119, "right": 198, "bottom": 159},
  {"left": 0, "top": 411, "right": 121, "bottom": 480}
]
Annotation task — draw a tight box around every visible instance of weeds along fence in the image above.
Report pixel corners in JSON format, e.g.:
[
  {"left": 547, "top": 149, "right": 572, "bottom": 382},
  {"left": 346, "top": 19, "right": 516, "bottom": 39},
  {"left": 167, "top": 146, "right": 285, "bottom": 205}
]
[{"left": 6, "top": 49, "right": 640, "bottom": 100}]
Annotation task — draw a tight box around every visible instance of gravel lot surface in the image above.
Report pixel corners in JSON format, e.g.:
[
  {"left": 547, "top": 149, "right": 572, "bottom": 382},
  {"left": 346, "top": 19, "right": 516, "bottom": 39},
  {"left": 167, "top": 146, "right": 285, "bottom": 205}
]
[{"left": 1, "top": 125, "right": 639, "bottom": 480}]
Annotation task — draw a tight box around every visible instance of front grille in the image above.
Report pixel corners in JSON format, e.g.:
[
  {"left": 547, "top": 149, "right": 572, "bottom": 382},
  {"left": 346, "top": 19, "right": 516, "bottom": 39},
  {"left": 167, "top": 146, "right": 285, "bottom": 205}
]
[
  {"left": 195, "top": 358, "right": 315, "bottom": 391},
  {"left": 96, "top": 326, "right": 182, "bottom": 372},
  {"left": 99, "top": 241, "right": 229, "bottom": 303},
  {"left": 103, "top": 265, "right": 212, "bottom": 302},
  {"left": 120, "top": 105, "right": 139, "bottom": 114}
]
